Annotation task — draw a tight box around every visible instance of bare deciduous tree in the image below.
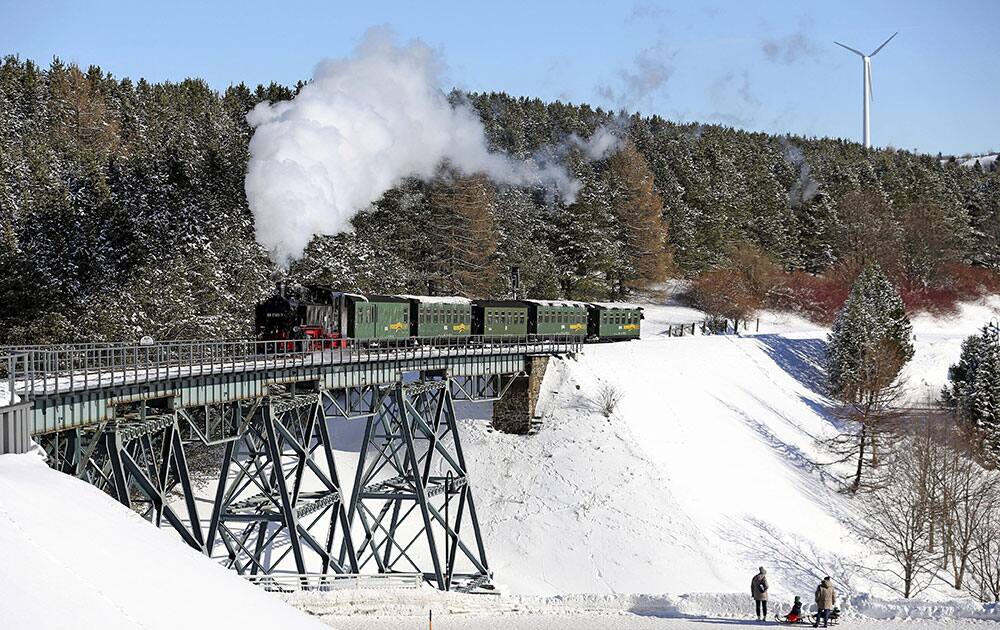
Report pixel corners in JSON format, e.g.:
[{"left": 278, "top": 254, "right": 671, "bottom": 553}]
[
  {"left": 848, "top": 439, "right": 937, "bottom": 598},
  {"left": 825, "top": 342, "right": 907, "bottom": 492},
  {"left": 934, "top": 440, "right": 1000, "bottom": 590},
  {"left": 966, "top": 506, "right": 1000, "bottom": 602}
]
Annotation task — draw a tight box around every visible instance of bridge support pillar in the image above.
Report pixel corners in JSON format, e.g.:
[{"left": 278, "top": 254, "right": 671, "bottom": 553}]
[
  {"left": 348, "top": 378, "right": 490, "bottom": 591},
  {"left": 208, "top": 393, "right": 357, "bottom": 576},
  {"left": 64, "top": 413, "right": 207, "bottom": 553},
  {"left": 492, "top": 355, "right": 548, "bottom": 434}
]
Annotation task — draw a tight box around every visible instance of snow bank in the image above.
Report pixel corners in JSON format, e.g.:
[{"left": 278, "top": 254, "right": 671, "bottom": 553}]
[
  {"left": 285, "top": 587, "right": 789, "bottom": 619},
  {"left": 849, "top": 593, "right": 999, "bottom": 620},
  {"left": 286, "top": 587, "right": 1000, "bottom": 625},
  {"left": 0, "top": 452, "right": 324, "bottom": 630}
]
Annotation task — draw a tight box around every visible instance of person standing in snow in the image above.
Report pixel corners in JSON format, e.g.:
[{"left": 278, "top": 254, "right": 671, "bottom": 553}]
[
  {"left": 750, "top": 567, "right": 769, "bottom": 620},
  {"left": 813, "top": 576, "right": 836, "bottom": 627}
]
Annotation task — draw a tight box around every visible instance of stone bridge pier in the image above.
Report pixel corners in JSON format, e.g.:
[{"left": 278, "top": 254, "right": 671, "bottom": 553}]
[{"left": 492, "top": 356, "right": 549, "bottom": 434}]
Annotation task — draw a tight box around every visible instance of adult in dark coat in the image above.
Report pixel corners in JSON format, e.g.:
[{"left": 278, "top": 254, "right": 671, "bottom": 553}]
[{"left": 750, "top": 567, "right": 769, "bottom": 620}]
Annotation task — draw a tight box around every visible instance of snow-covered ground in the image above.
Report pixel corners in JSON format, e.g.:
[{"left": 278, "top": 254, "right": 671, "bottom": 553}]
[
  {"left": 959, "top": 154, "right": 997, "bottom": 170},
  {"left": 283, "top": 587, "right": 1000, "bottom": 629},
  {"left": 0, "top": 452, "right": 323, "bottom": 630},
  {"left": 5, "top": 295, "right": 1000, "bottom": 628},
  {"left": 461, "top": 296, "right": 1000, "bottom": 600},
  {"left": 290, "top": 296, "right": 1000, "bottom": 626}
]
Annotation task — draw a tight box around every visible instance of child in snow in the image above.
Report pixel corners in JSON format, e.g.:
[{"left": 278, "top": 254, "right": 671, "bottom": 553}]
[{"left": 783, "top": 596, "right": 803, "bottom": 623}]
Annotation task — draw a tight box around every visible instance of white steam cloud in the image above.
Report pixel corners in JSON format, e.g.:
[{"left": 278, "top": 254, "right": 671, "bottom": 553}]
[
  {"left": 568, "top": 125, "right": 622, "bottom": 160},
  {"left": 246, "top": 27, "right": 582, "bottom": 264},
  {"left": 782, "top": 140, "right": 820, "bottom": 208}
]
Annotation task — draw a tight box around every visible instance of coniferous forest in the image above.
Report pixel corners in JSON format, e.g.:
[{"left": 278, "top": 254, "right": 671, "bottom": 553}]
[{"left": 2, "top": 56, "right": 999, "bottom": 344}]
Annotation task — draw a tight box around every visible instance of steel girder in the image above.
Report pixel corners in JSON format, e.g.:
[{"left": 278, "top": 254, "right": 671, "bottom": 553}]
[
  {"left": 207, "top": 392, "right": 358, "bottom": 576},
  {"left": 47, "top": 413, "right": 209, "bottom": 552},
  {"left": 347, "top": 378, "right": 490, "bottom": 591}
]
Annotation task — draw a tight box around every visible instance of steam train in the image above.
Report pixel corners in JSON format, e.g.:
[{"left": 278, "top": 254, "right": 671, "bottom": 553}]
[{"left": 254, "top": 285, "right": 642, "bottom": 347}]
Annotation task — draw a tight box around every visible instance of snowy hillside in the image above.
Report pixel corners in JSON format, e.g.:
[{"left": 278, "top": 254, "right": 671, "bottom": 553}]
[
  {"left": 958, "top": 154, "right": 997, "bottom": 170},
  {"left": 462, "top": 298, "right": 1000, "bottom": 599},
  {"left": 0, "top": 452, "right": 323, "bottom": 630}
]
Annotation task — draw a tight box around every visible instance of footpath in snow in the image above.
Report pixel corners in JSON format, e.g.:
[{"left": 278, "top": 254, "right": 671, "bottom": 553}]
[{"left": 0, "top": 451, "right": 323, "bottom": 630}]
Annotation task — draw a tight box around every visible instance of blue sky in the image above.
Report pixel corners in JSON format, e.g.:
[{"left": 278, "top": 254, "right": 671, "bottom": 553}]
[{"left": 3, "top": 0, "right": 997, "bottom": 155}]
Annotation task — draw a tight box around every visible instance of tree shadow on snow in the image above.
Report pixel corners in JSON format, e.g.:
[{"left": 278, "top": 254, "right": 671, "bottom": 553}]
[
  {"left": 753, "top": 335, "right": 847, "bottom": 430},
  {"left": 712, "top": 395, "right": 841, "bottom": 491},
  {"left": 754, "top": 335, "right": 828, "bottom": 397},
  {"left": 720, "top": 516, "right": 854, "bottom": 602}
]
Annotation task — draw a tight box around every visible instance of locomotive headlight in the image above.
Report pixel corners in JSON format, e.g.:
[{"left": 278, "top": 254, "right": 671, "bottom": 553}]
[{"left": 293, "top": 326, "right": 301, "bottom": 332}]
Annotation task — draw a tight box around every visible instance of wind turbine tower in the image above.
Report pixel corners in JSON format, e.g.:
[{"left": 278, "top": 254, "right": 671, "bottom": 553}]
[{"left": 835, "top": 32, "right": 898, "bottom": 148}]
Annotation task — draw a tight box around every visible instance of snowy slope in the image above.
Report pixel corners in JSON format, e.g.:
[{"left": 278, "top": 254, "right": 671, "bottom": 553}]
[
  {"left": 466, "top": 330, "right": 853, "bottom": 597},
  {"left": 0, "top": 452, "right": 324, "bottom": 630},
  {"left": 959, "top": 154, "right": 997, "bottom": 170},
  {"left": 462, "top": 297, "right": 1000, "bottom": 598}
]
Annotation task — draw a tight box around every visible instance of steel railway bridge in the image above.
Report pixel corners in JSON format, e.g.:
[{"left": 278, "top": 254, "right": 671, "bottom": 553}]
[{"left": 0, "top": 336, "right": 576, "bottom": 592}]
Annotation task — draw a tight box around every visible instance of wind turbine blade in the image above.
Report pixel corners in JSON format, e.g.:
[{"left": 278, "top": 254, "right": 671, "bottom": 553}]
[
  {"left": 870, "top": 31, "right": 898, "bottom": 56},
  {"left": 834, "top": 41, "right": 865, "bottom": 56},
  {"left": 867, "top": 63, "right": 874, "bottom": 101}
]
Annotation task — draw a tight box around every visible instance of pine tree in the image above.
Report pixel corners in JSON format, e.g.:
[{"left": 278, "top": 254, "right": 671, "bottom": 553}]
[
  {"left": 826, "top": 264, "right": 914, "bottom": 491},
  {"left": 943, "top": 322, "right": 1000, "bottom": 465}
]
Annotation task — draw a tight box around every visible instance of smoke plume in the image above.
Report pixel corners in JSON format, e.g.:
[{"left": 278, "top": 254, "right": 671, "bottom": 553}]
[
  {"left": 782, "top": 140, "right": 820, "bottom": 208},
  {"left": 246, "top": 27, "right": 581, "bottom": 264}
]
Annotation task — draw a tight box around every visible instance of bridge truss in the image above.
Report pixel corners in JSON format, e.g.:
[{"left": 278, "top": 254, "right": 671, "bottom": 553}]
[{"left": 4, "top": 337, "right": 568, "bottom": 591}]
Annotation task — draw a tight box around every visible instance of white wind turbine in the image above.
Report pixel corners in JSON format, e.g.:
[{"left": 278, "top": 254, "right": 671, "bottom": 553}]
[{"left": 834, "top": 32, "right": 898, "bottom": 148}]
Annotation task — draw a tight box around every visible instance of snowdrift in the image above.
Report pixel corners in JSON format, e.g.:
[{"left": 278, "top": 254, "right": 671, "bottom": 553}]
[{"left": 0, "top": 452, "right": 323, "bottom": 630}]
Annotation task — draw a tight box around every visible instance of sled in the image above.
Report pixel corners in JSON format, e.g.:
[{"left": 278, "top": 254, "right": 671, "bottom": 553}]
[
  {"left": 773, "top": 614, "right": 810, "bottom": 625},
  {"left": 774, "top": 611, "right": 840, "bottom": 626},
  {"left": 807, "top": 611, "right": 840, "bottom": 626}
]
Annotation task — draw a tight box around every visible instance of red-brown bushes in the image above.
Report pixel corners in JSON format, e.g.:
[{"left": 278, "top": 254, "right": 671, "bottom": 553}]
[{"left": 756, "top": 263, "right": 999, "bottom": 324}]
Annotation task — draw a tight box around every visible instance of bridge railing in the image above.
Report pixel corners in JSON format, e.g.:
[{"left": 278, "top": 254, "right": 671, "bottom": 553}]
[
  {"left": 1, "top": 335, "right": 582, "bottom": 401},
  {"left": 1, "top": 351, "right": 28, "bottom": 405}
]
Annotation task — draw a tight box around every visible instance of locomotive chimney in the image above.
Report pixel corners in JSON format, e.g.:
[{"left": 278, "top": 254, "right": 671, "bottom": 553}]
[{"left": 270, "top": 270, "right": 286, "bottom": 297}]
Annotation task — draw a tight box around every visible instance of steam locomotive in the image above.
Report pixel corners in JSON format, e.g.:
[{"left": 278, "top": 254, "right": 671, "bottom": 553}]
[{"left": 254, "top": 284, "right": 642, "bottom": 347}]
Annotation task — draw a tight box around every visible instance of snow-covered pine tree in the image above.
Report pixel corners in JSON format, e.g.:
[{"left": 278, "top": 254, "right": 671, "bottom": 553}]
[
  {"left": 826, "top": 263, "right": 914, "bottom": 491},
  {"left": 944, "top": 322, "right": 1000, "bottom": 465}
]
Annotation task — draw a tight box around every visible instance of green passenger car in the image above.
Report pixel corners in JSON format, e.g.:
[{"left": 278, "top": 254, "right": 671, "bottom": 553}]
[
  {"left": 525, "top": 300, "right": 588, "bottom": 338},
  {"left": 587, "top": 303, "right": 643, "bottom": 340},
  {"left": 401, "top": 295, "right": 473, "bottom": 338},
  {"left": 471, "top": 300, "right": 529, "bottom": 337},
  {"left": 341, "top": 294, "right": 411, "bottom": 341}
]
